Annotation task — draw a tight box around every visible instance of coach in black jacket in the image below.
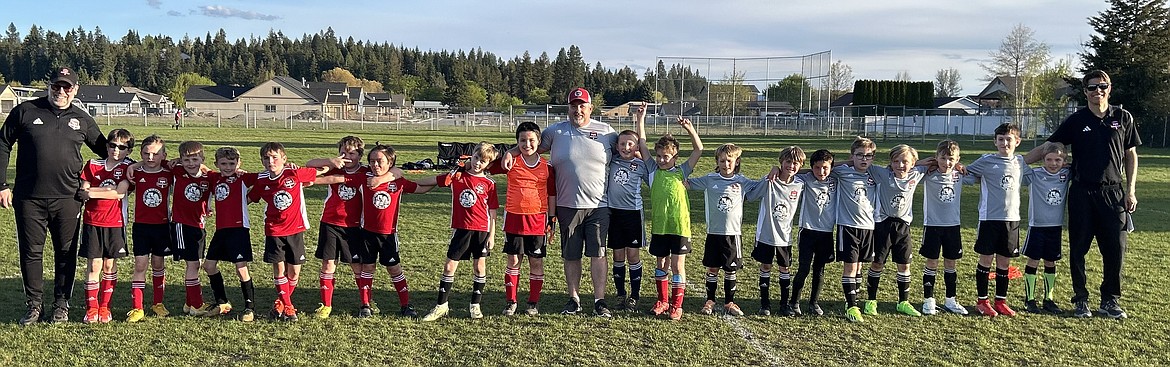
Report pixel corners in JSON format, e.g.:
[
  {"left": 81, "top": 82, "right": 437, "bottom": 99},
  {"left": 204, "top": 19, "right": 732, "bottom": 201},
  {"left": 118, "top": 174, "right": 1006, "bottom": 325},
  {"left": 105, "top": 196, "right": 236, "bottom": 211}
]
[{"left": 0, "top": 67, "right": 108, "bottom": 325}]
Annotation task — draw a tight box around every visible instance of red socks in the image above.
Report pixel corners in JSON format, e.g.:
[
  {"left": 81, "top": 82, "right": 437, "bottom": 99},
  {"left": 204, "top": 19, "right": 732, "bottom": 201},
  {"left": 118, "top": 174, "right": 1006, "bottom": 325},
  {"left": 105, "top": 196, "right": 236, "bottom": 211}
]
[
  {"left": 131, "top": 280, "right": 146, "bottom": 309},
  {"left": 319, "top": 272, "right": 335, "bottom": 307},
  {"left": 504, "top": 267, "right": 520, "bottom": 303},
  {"left": 184, "top": 278, "right": 202, "bottom": 307},
  {"left": 151, "top": 269, "right": 165, "bottom": 305},
  {"left": 391, "top": 273, "right": 410, "bottom": 307},
  {"left": 528, "top": 273, "right": 544, "bottom": 304},
  {"left": 85, "top": 281, "right": 99, "bottom": 309}
]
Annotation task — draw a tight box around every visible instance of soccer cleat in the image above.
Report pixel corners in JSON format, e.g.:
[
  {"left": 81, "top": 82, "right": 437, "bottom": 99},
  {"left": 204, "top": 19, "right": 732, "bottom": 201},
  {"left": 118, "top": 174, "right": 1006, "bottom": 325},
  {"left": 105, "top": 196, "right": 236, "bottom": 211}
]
[
  {"left": 503, "top": 302, "right": 518, "bottom": 316},
  {"left": 368, "top": 301, "right": 381, "bottom": 314},
  {"left": 240, "top": 309, "right": 255, "bottom": 322},
  {"left": 668, "top": 306, "right": 683, "bottom": 321},
  {"left": 921, "top": 297, "right": 938, "bottom": 315},
  {"left": 700, "top": 300, "right": 716, "bottom": 315},
  {"left": 283, "top": 306, "right": 299, "bottom": 322},
  {"left": 314, "top": 304, "right": 332, "bottom": 319},
  {"left": 186, "top": 303, "right": 212, "bottom": 317},
  {"left": 1042, "top": 299, "right": 1064, "bottom": 314},
  {"left": 50, "top": 307, "right": 69, "bottom": 323},
  {"left": 789, "top": 302, "right": 803, "bottom": 317},
  {"left": 525, "top": 302, "right": 540, "bottom": 316},
  {"left": 269, "top": 300, "right": 285, "bottom": 320},
  {"left": 593, "top": 300, "right": 612, "bottom": 318},
  {"left": 624, "top": 297, "right": 638, "bottom": 312},
  {"left": 1098, "top": 300, "right": 1128, "bottom": 319},
  {"left": 357, "top": 306, "right": 374, "bottom": 318},
  {"left": 1025, "top": 300, "right": 1042, "bottom": 314},
  {"left": 778, "top": 303, "right": 794, "bottom": 317},
  {"left": 650, "top": 301, "right": 670, "bottom": 316},
  {"left": 845, "top": 306, "right": 864, "bottom": 323},
  {"left": 150, "top": 303, "right": 170, "bottom": 317},
  {"left": 758, "top": 305, "right": 771, "bottom": 316},
  {"left": 862, "top": 300, "right": 879, "bottom": 316},
  {"left": 1073, "top": 300, "right": 1092, "bottom": 318},
  {"left": 125, "top": 308, "right": 145, "bottom": 323},
  {"left": 206, "top": 303, "right": 232, "bottom": 317},
  {"left": 98, "top": 307, "right": 113, "bottom": 323},
  {"left": 976, "top": 300, "right": 998, "bottom": 317},
  {"left": 400, "top": 305, "right": 419, "bottom": 318},
  {"left": 469, "top": 304, "right": 484, "bottom": 319},
  {"left": 808, "top": 303, "right": 824, "bottom": 316},
  {"left": 943, "top": 297, "right": 969, "bottom": 315},
  {"left": 896, "top": 301, "right": 922, "bottom": 317},
  {"left": 993, "top": 300, "right": 1017, "bottom": 317},
  {"left": 560, "top": 299, "right": 582, "bottom": 315},
  {"left": 422, "top": 303, "right": 449, "bottom": 322},
  {"left": 19, "top": 307, "right": 41, "bottom": 326},
  {"left": 724, "top": 302, "right": 744, "bottom": 317},
  {"left": 83, "top": 307, "right": 100, "bottom": 324},
  {"left": 614, "top": 296, "right": 627, "bottom": 311}
]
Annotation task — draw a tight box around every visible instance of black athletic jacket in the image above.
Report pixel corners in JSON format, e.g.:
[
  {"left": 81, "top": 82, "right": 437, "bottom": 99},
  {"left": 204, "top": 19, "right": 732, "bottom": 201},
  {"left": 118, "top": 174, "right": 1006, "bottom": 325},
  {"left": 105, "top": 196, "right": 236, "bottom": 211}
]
[{"left": 0, "top": 97, "right": 107, "bottom": 199}]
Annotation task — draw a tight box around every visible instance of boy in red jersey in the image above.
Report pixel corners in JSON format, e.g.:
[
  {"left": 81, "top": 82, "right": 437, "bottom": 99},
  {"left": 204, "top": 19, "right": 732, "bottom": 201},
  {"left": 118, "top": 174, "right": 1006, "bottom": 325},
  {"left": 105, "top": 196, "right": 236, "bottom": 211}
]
[
  {"left": 490, "top": 122, "right": 556, "bottom": 316},
  {"left": 171, "top": 141, "right": 220, "bottom": 316},
  {"left": 306, "top": 136, "right": 369, "bottom": 319},
  {"left": 78, "top": 129, "right": 134, "bottom": 323},
  {"left": 247, "top": 142, "right": 333, "bottom": 321},
  {"left": 125, "top": 135, "right": 173, "bottom": 322},
  {"left": 202, "top": 147, "right": 260, "bottom": 321},
  {"left": 420, "top": 142, "right": 500, "bottom": 321}
]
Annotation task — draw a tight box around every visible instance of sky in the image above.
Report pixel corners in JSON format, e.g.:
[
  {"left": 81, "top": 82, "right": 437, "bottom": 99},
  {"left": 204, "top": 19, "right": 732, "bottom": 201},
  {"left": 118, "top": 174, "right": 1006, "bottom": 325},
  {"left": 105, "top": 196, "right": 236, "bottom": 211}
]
[{"left": 8, "top": 0, "right": 1114, "bottom": 95}]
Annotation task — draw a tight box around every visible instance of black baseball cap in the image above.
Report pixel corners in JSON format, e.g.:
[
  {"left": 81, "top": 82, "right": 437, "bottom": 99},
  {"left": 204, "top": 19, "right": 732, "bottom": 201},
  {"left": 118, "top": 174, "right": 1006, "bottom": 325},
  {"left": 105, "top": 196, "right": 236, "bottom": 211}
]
[{"left": 51, "top": 67, "right": 78, "bottom": 87}]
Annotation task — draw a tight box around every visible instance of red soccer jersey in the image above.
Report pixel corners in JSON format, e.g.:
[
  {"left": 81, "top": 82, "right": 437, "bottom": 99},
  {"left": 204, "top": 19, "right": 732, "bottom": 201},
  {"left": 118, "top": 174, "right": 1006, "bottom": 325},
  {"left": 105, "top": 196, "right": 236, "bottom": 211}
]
[
  {"left": 436, "top": 172, "right": 498, "bottom": 231},
  {"left": 80, "top": 159, "right": 131, "bottom": 228},
  {"left": 131, "top": 167, "right": 173, "bottom": 225},
  {"left": 171, "top": 170, "right": 218, "bottom": 228},
  {"left": 359, "top": 177, "right": 420, "bottom": 235},
  {"left": 320, "top": 165, "right": 369, "bottom": 228},
  {"left": 213, "top": 172, "right": 258, "bottom": 229},
  {"left": 248, "top": 167, "right": 318, "bottom": 236}
]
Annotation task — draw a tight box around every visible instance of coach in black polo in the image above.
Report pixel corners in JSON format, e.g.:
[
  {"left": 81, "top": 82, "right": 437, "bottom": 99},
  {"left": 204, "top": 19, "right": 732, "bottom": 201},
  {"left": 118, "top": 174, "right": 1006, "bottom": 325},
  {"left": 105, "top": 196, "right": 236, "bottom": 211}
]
[{"left": 1027, "top": 69, "right": 1139, "bottom": 319}]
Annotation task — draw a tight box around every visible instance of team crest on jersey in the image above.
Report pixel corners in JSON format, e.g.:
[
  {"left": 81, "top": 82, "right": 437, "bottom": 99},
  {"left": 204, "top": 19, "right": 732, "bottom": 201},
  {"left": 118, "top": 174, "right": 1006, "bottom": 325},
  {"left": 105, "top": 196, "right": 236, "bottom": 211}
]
[
  {"left": 100, "top": 179, "right": 117, "bottom": 188},
  {"left": 630, "top": 162, "right": 639, "bottom": 171},
  {"left": 387, "top": 182, "right": 399, "bottom": 192},
  {"left": 589, "top": 131, "right": 598, "bottom": 140},
  {"left": 184, "top": 183, "right": 203, "bottom": 201},
  {"left": 113, "top": 169, "right": 124, "bottom": 179},
  {"left": 614, "top": 168, "right": 630, "bottom": 185},
  {"left": 772, "top": 203, "right": 790, "bottom": 221},
  {"left": 215, "top": 183, "right": 230, "bottom": 201},
  {"left": 459, "top": 189, "right": 477, "bottom": 208},
  {"left": 143, "top": 188, "right": 163, "bottom": 208},
  {"left": 1058, "top": 173, "right": 1067, "bottom": 182},
  {"left": 338, "top": 185, "right": 357, "bottom": 201},
  {"left": 788, "top": 190, "right": 799, "bottom": 201},
  {"left": 1045, "top": 189, "right": 1063, "bottom": 205},
  {"left": 274, "top": 191, "right": 294, "bottom": 210},
  {"left": 939, "top": 186, "right": 956, "bottom": 203},
  {"left": 717, "top": 195, "right": 733, "bottom": 213},
  {"left": 891, "top": 194, "right": 907, "bottom": 211},
  {"left": 1000, "top": 175, "right": 1014, "bottom": 190},
  {"left": 825, "top": 177, "right": 837, "bottom": 193},
  {"left": 866, "top": 176, "right": 876, "bottom": 186},
  {"left": 157, "top": 177, "right": 169, "bottom": 188},
  {"left": 282, "top": 178, "right": 296, "bottom": 189},
  {"left": 373, "top": 191, "right": 392, "bottom": 210},
  {"left": 68, "top": 118, "right": 80, "bottom": 130}
]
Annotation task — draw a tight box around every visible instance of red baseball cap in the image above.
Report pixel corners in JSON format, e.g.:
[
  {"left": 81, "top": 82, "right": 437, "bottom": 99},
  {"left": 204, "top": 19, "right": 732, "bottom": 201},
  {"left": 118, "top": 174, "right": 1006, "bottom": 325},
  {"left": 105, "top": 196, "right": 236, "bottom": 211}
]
[{"left": 568, "top": 88, "right": 591, "bottom": 104}]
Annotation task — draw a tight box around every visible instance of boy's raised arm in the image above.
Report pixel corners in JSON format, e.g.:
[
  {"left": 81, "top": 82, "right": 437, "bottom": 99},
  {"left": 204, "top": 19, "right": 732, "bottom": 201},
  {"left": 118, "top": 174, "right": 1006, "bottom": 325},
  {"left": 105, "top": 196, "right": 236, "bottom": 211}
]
[
  {"left": 680, "top": 117, "right": 704, "bottom": 170},
  {"left": 635, "top": 105, "right": 651, "bottom": 164}
]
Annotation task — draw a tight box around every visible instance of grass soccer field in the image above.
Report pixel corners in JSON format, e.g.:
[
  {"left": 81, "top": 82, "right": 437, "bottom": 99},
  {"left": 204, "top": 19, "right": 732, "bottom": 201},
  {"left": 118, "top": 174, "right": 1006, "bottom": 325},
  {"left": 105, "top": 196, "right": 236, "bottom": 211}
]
[{"left": 0, "top": 123, "right": 1167, "bottom": 366}]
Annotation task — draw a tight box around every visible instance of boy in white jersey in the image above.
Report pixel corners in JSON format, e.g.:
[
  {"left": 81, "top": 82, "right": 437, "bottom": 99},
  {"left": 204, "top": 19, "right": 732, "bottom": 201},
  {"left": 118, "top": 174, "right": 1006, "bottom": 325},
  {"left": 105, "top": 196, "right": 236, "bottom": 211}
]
[
  {"left": 918, "top": 140, "right": 972, "bottom": 315},
  {"left": 690, "top": 143, "right": 759, "bottom": 317},
  {"left": 834, "top": 137, "right": 879, "bottom": 323},
  {"left": 862, "top": 144, "right": 924, "bottom": 317},
  {"left": 964, "top": 123, "right": 1033, "bottom": 317},
  {"left": 1022, "top": 143, "right": 1069, "bottom": 314},
  {"left": 789, "top": 149, "right": 836, "bottom": 317},
  {"left": 607, "top": 115, "right": 650, "bottom": 311},
  {"left": 748, "top": 146, "right": 806, "bottom": 317}
]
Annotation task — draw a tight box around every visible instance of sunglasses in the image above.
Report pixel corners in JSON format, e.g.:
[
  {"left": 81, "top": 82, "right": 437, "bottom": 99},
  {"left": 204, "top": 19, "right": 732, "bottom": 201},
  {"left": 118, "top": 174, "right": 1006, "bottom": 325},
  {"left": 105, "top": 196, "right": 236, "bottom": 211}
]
[
  {"left": 107, "top": 142, "right": 132, "bottom": 151},
  {"left": 1085, "top": 83, "right": 1110, "bottom": 92},
  {"left": 50, "top": 84, "right": 75, "bottom": 91}
]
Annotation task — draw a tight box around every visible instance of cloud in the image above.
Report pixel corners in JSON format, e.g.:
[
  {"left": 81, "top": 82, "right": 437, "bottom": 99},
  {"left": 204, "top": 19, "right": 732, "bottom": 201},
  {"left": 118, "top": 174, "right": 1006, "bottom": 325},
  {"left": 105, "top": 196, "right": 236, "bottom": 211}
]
[
  {"left": 942, "top": 53, "right": 963, "bottom": 60},
  {"left": 167, "top": 10, "right": 183, "bottom": 17},
  {"left": 147, "top": 0, "right": 162, "bottom": 9},
  {"left": 198, "top": 5, "right": 281, "bottom": 21}
]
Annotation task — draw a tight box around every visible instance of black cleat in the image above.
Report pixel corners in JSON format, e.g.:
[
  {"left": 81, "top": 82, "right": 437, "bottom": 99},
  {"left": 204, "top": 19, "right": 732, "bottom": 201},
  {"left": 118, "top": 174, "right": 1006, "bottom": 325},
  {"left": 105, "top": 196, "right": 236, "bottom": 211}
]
[
  {"left": 400, "top": 305, "right": 419, "bottom": 318},
  {"left": 1042, "top": 299, "right": 1064, "bottom": 314},
  {"left": 789, "top": 302, "right": 803, "bottom": 316},
  {"left": 778, "top": 303, "right": 795, "bottom": 317},
  {"left": 1025, "top": 300, "right": 1042, "bottom": 313},
  {"left": 808, "top": 303, "right": 824, "bottom": 316},
  {"left": 50, "top": 307, "right": 69, "bottom": 324},
  {"left": 594, "top": 300, "right": 612, "bottom": 318},
  {"left": 357, "top": 306, "right": 374, "bottom": 318}
]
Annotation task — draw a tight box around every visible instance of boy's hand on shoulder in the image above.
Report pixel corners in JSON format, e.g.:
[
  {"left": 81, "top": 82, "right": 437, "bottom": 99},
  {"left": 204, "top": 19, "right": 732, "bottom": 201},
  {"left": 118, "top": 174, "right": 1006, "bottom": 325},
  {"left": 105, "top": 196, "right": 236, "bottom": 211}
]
[{"left": 955, "top": 162, "right": 967, "bottom": 175}]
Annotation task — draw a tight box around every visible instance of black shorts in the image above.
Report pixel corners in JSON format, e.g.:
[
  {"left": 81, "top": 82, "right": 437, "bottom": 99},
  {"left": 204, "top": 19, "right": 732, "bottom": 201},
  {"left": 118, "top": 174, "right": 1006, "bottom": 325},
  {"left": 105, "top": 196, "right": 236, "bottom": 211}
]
[
  {"left": 974, "top": 220, "right": 1020, "bottom": 258},
  {"left": 837, "top": 225, "right": 874, "bottom": 263},
  {"left": 504, "top": 233, "right": 548, "bottom": 258},
  {"left": 132, "top": 222, "right": 173, "bottom": 257},
  {"left": 557, "top": 207, "right": 610, "bottom": 260},
  {"left": 797, "top": 228, "right": 835, "bottom": 264},
  {"left": 447, "top": 229, "right": 491, "bottom": 261},
  {"left": 1022, "top": 226, "right": 1062, "bottom": 261},
  {"left": 920, "top": 225, "right": 963, "bottom": 260},
  {"left": 701, "top": 234, "right": 743, "bottom": 271},
  {"left": 751, "top": 242, "right": 792, "bottom": 268},
  {"left": 81, "top": 224, "right": 128, "bottom": 259},
  {"left": 264, "top": 233, "right": 307, "bottom": 265},
  {"left": 315, "top": 222, "right": 360, "bottom": 262},
  {"left": 172, "top": 223, "right": 206, "bottom": 262},
  {"left": 607, "top": 208, "right": 645, "bottom": 249},
  {"left": 872, "top": 218, "right": 913, "bottom": 265},
  {"left": 649, "top": 234, "right": 691, "bottom": 257},
  {"left": 207, "top": 227, "right": 253, "bottom": 263},
  {"left": 360, "top": 231, "right": 403, "bottom": 266}
]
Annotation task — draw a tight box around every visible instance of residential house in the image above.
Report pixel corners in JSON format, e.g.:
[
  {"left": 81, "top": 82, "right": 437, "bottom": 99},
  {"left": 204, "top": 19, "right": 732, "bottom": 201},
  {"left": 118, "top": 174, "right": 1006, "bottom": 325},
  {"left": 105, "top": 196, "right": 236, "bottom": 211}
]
[
  {"left": 74, "top": 85, "right": 141, "bottom": 116},
  {"left": 0, "top": 85, "right": 38, "bottom": 112},
  {"left": 932, "top": 96, "right": 981, "bottom": 115},
  {"left": 123, "top": 86, "right": 174, "bottom": 115},
  {"left": 413, "top": 101, "right": 449, "bottom": 112},
  {"left": 184, "top": 85, "right": 250, "bottom": 117},
  {"left": 184, "top": 77, "right": 351, "bottom": 119},
  {"left": 600, "top": 102, "right": 661, "bottom": 117}
]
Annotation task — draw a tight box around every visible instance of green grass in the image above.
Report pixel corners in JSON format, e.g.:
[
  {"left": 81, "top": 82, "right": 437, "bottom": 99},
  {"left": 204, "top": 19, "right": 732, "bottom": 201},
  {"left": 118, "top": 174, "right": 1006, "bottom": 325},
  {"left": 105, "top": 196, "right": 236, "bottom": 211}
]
[{"left": 1, "top": 122, "right": 1168, "bottom": 366}]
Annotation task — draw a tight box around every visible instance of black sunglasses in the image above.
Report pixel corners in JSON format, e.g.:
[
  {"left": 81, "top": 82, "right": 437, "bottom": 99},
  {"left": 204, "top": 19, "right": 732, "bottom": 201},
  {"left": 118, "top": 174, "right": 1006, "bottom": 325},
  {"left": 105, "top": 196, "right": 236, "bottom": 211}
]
[
  {"left": 1085, "top": 83, "right": 1110, "bottom": 91},
  {"left": 107, "top": 142, "right": 132, "bottom": 151},
  {"left": 50, "top": 84, "right": 75, "bottom": 91}
]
